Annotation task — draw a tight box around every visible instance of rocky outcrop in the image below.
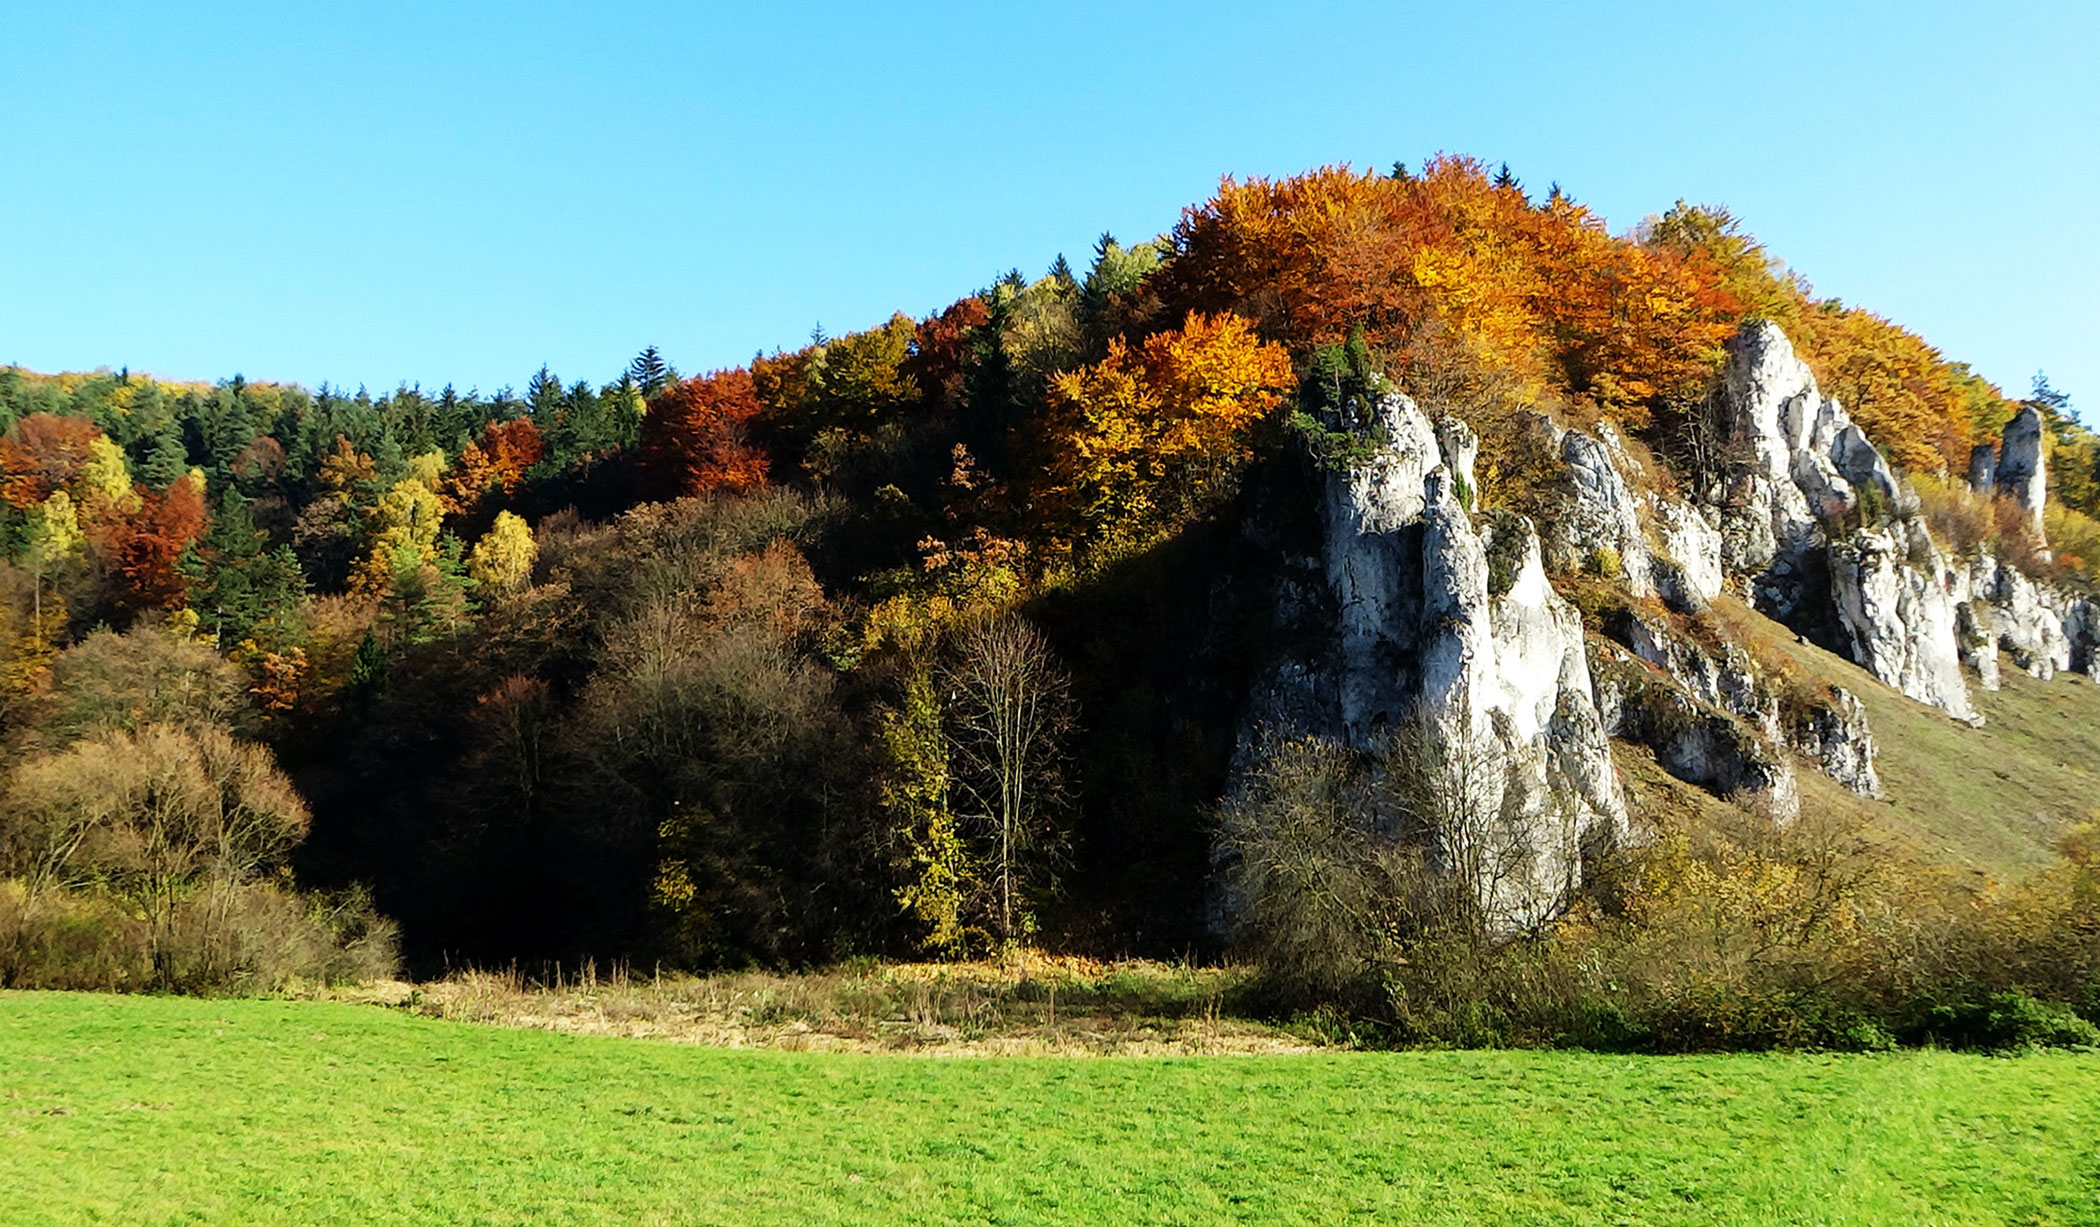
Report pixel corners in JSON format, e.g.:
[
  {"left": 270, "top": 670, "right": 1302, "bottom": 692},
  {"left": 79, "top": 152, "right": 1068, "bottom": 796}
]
[
  {"left": 2067, "top": 600, "right": 2100, "bottom": 677},
  {"left": 1946, "top": 552, "right": 2081, "bottom": 686},
  {"left": 1968, "top": 443, "right": 1998, "bottom": 496},
  {"left": 1653, "top": 498, "right": 1724, "bottom": 612},
  {"left": 1539, "top": 420, "right": 1723, "bottom": 614},
  {"left": 1601, "top": 605, "right": 1880, "bottom": 799},
  {"left": 1955, "top": 595, "right": 2002, "bottom": 691},
  {"left": 1245, "top": 392, "right": 1627, "bottom": 927},
  {"left": 1605, "top": 608, "right": 1775, "bottom": 739},
  {"left": 1715, "top": 322, "right": 1977, "bottom": 722},
  {"left": 1985, "top": 563, "right": 2068, "bottom": 680},
  {"left": 1550, "top": 427, "right": 1653, "bottom": 596},
  {"left": 1996, "top": 406, "right": 2048, "bottom": 534},
  {"left": 1790, "top": 686, "right": 1881, "bottom": 798},
  {"left": 1827, "top": 519, "right": 1977, "bottom": 724},
  {"left": 1591, "top": 645, "right": 1800, "bottom": 820}
]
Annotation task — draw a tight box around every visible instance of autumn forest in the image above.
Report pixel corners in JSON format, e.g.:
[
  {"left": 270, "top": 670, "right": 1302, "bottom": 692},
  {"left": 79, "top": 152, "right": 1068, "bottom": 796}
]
[{"left": 3, "top": 156, "right": 2092, "bottom": 993}]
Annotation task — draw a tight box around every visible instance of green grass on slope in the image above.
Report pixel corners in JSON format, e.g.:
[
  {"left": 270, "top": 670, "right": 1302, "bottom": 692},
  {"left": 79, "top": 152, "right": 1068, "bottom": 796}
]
[
  {"left": 4, "top": 993, "right": 2097, "bottom": 1226},
  {"left": 1715, "top": 597, "right": 2100, "bottom": 878}
]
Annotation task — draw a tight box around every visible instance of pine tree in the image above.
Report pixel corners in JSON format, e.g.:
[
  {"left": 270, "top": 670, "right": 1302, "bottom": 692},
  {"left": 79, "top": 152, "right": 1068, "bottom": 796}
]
[
  {"left": 527, "top": 366, "right": 563, "bottom": 427},
  {"left": 2033, "top": 372, "right": 2074, "bottom": 419},
  {"left": 206, "top": 383, "right": 259, "bottom": 487},
  {"left": 1047, "top": 253, "right": 1077, "bottom": 291},
  {"left": 961, "top": 287, "right": 1018, "bottom": 474},
  {"left": 627, "top": 346, "right": 671, "bottom": 397}
]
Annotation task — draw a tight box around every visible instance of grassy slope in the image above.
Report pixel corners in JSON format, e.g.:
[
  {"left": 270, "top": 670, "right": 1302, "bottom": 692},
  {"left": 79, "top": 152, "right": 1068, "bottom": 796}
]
[
  {"left": 4, "top": 993, "right": 2098, "bottom": 1226},
  {"left": 1709, "top": 596, "right": 2100, "bottom": 879}
]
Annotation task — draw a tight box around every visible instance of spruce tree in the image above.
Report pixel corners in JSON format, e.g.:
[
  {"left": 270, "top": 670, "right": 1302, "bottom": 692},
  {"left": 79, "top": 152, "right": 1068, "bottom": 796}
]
[
  {"left": 143, "top": 428, "right": 191, "bottom": 489},
  {"left": 627, "top": 346, "right": 671, "bottom": 397}
]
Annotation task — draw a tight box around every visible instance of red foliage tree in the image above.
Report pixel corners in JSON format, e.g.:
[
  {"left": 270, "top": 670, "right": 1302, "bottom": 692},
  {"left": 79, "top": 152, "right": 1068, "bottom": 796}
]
[
  {"left": 905, "top": 295, "right": 992, "bottom": 412},
  {"left": 0, "top": 414, "right": 101, "bottom": 509},
  {"left": 638, "top": 368, "right": 772, "bottom": 499},
  {"left": 102, "top": 473, "right": 209, "bottom": 614}
]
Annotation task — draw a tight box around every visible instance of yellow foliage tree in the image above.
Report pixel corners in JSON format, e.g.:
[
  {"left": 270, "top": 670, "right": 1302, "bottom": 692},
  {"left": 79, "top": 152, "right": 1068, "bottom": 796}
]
[
  {"left": 76, "top": 435, "right": 140, "bottom": 521},
  {"left": 467, "top": 510, "right": 537, "bottom": 594},
  {"left": 1032, "top": 311, "right": 1294, "bottom": 557},
  {"left": 351, "top": 477, "right": 444, "bottom": 594}
]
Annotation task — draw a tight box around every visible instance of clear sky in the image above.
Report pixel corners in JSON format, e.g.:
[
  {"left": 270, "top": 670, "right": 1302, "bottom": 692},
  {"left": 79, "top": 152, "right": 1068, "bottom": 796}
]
[{"left": 3, "top": 2, "right": 2094, "bottom": 414}]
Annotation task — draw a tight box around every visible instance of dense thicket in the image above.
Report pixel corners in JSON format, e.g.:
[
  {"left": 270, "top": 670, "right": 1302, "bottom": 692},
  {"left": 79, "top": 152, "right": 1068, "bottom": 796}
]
[{"left": 2, "top": 157, "right": 2093, "bottom": 1017}]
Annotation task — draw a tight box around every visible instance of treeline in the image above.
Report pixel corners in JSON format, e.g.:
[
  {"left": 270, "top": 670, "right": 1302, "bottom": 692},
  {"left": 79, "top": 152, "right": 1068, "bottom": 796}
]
[{"left": 1, "top": 155, "right": 2092, "bottom": 996}]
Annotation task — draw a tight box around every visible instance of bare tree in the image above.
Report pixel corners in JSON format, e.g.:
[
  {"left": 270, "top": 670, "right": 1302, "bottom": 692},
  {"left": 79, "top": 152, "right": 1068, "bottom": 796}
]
[
  {"left": 1216, "top": 733, "right": 1410, "bottom": 1004},
  {"left": 1378, "top": 701, "right": 1581, "bottom": 939},
  {"left": 941, "top": 616, "right": 1073, "bottom": 947}
]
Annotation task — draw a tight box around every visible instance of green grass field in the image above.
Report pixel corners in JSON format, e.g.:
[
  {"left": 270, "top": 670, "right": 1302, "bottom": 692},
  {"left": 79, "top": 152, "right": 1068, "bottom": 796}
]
[{"left": 4, "top": 992, "right": 2096, "bottom": 1225}]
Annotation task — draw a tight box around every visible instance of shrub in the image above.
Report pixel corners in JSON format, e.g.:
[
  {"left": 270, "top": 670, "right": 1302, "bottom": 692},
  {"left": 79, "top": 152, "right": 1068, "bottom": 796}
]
[
  {"left": 0, "top": 878, "right": 395, "bottom": 992},
  {"left": 0, "top": 881, "right": 149, "bottom": 990},
  {"left": 1905, "top": 991, "right": 2100, "bottom": 1052},
  {"left": 1215, "top": 734, "right": 1405, "bottom": 1010}
]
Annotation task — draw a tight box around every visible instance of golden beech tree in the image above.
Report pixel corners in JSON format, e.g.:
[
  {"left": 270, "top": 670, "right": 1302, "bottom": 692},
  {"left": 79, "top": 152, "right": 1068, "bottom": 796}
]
[
  {"left": 1793, "top": 306, "right": 1991, "bottom": 473},
  {"left": 1031, "top": 311, "right": 1293, "bottom": 556},
  {"left": 351, "top": 476, "right": 444, "bottom": 595},
  {"left": 467, "top": 510, "right": 537, "bottom": 594}
]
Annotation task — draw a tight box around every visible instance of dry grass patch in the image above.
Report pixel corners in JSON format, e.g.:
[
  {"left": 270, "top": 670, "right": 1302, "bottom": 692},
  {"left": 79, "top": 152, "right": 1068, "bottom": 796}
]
[{"left": 318, "top": 956, "right": 1316, "bottom": 1056}]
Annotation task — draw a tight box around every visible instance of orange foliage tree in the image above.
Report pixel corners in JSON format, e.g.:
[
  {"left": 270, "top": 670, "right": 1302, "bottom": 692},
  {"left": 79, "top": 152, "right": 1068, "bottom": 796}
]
[
  {"left": 638, "top": 368, "right": 772, "bottom": 499},
  {"left": 1792, "top": 305, "right": 2002, "bottom": 474},
  {"left": 1641, "top": 202, "right": 2006, "bottom": 473},
  {"left": 1, "top": 413, "right": 101, "bottom": 508},
  {"left": 443, "top": 418, "right": 548, "bottom": 513},
  {"left": 1161, "top": 159, "right": 1744, "bottom": 430},
  {"left": 1029, "top": 311, "right": 1293, "bottom": 556}
]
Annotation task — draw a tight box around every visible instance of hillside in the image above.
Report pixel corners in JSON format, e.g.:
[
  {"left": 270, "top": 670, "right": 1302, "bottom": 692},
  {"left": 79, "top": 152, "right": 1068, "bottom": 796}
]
[
  {"left": 1699, "top": 597, "right": 2100, "bottom": 879},
  {"left": 2, "top": 159, "right": 2098, "bottom": 1047}
]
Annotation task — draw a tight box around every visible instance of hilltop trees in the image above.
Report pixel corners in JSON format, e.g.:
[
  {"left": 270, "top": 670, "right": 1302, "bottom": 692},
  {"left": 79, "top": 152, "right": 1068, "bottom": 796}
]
[
  {"left": 1030, "top": 310, "right": 1293, "bottom": 557},
  {"left": 1161, "top": 158, "right": 1742, "bottom": 432}
]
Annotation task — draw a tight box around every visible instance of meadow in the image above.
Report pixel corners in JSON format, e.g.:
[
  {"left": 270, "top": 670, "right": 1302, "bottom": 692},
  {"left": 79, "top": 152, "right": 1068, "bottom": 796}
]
[{"left": 3, "top": 991, "right": 2096, "bottom": 1225}]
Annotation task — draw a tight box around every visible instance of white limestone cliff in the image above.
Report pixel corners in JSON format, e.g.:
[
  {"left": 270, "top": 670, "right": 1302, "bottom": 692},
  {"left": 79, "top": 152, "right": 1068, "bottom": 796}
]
[
  {"left": 1716, "top": 322, "right": 1977, "bottom": 722},
  {"left": 1250, "top": 392, "right": 1627, "bottom": 927}
]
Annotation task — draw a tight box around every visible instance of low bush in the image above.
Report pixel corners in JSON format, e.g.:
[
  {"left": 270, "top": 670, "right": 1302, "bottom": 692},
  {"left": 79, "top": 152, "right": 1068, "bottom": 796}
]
[
  {"left": 0, "top": 881, "right": 148, "bottom": 990},
  {"left": 0, "top": 879, "right": 396, "bottom": 993},
  {"left": 1225, "top": 726, "right": 2100, "bottom": 1052}
]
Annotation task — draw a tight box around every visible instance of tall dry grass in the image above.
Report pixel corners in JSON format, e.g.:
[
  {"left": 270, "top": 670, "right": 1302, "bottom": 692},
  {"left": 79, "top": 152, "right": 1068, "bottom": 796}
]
[{"left": 327, "top": 955, "right": 1301, "bottom": 1056}]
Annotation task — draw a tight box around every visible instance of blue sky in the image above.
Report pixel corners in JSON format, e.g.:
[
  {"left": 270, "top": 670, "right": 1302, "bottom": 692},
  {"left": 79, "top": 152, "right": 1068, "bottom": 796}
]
[{"left": 3, "top": 2, "right": 2094, "bottom": 415}]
